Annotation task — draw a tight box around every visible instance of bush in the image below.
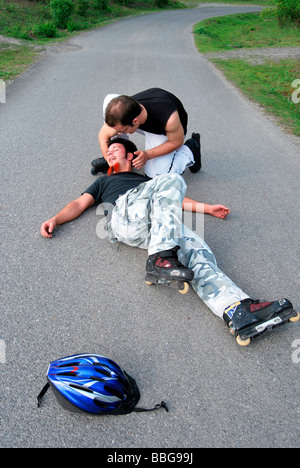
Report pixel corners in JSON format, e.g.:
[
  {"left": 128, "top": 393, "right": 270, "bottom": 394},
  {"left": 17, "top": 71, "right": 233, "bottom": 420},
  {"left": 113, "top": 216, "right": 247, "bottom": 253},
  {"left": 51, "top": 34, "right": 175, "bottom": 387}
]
[
  {"left": 6, "top": 25, "right": 32, "bottom": 40},
  {"left": 76, "top": 0, "right": 89, "bottom": 17},
  {"left": 275, "top": 0, "right": 300, "bottom": 25},
  {"left": 34, "top": 21, "right": 57, "bottom": 38},
  {"left": 50, "top": 0, "right": 74, "bottom": 29},
  {"left": 93, "top": 0, "right": 110, "bottom": 11},
  {"left": 154, "top": 0, "right": 170, "bottom": 6}
]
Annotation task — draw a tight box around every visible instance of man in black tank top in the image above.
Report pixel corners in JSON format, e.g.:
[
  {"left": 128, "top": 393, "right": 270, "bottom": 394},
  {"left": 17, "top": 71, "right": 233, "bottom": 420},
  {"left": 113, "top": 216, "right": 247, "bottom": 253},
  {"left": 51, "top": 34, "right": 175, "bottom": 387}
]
[
  {"left": 131, "top": 88, "right": 188, "bottom": 136},
  {"left": 93, "top": 88, "right": 201, "bottom": 179}
]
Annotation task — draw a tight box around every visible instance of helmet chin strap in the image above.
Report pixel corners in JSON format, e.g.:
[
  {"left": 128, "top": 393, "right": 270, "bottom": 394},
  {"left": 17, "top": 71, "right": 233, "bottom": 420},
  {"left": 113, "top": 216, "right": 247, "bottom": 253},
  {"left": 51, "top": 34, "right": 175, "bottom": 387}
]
[
  {"left": 133, "top": 401, "right": 169, "bottom": 413},
  {"left": 37, "top": 383, "right": 169, "bottom": 413},
  {"left": 37, "top": 382, "right": 50, "bottom": 408}
]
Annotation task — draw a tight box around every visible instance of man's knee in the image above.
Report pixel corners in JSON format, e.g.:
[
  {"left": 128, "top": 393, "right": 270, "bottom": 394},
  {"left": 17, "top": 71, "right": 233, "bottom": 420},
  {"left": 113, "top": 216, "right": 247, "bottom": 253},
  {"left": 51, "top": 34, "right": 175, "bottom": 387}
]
[{"left": 156, "top": 173, "right": 187, "bottom": 193}]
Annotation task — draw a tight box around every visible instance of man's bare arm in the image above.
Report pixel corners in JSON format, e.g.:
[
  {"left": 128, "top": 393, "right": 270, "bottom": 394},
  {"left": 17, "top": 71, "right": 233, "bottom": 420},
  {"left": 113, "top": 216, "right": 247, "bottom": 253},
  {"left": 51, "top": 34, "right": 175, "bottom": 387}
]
[
  {"left": 41, "top": 193, "right": 95, "bottom": 238},
  {"left": 98, "top": 123, "right": 118, "bottom": 159},
  {"left": 183, "top": 197, "right": 230, "bottom": 219},
  {"left": 132, "top": 111, "right": 184, "bottom": 170}
]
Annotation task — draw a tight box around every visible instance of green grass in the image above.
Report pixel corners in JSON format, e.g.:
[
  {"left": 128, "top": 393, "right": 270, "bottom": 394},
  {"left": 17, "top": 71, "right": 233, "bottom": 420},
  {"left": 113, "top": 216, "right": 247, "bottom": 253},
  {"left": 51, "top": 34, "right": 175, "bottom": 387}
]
[
  {"left": 0, "top": 43, "right": 40, "bottom": 81},
  {"left": 212, "top": 58, "right": 300, "bottom": 135},
  {"left": 186, "top": 0, "right": 270, "bottom": 4},
  {"left": 194, "top": 12, "right": 300, "bottom": 136},
  {"left": 194, "top": 12, "right": 300, "bottom": 53}
]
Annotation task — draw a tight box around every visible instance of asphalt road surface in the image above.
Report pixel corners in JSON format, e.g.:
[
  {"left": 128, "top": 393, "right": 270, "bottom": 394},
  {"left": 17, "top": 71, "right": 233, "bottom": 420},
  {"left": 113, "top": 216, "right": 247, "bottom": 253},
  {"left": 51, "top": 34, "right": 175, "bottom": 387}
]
[{"left": 1, "top": 5, "right": 299, "bottom": 449}]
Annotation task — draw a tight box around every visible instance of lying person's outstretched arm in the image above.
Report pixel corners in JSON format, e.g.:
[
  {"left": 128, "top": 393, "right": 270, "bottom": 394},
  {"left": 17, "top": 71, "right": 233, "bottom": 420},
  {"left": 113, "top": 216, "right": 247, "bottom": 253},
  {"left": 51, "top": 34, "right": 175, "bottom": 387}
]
[
  {"left": 41, "top": 193, "right": 95, "bottom": 238},
  {"left": 183, "top": 196, "right": 230, "bottom": 219}
]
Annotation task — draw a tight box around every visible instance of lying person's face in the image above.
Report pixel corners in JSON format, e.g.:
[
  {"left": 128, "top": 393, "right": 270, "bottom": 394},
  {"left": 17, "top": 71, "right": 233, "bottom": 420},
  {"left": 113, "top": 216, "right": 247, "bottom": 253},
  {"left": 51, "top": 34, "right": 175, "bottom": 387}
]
[{"left": 106, "top": 143, "right": 127, "bottom": 166}]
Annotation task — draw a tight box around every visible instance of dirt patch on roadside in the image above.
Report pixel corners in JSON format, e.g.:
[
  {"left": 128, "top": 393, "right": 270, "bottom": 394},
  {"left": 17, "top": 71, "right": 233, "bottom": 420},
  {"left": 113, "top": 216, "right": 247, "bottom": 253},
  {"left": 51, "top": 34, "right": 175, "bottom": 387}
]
[
  {"left": 206, "top": 46, "right": 300, "bottom": 64},
  {"left": 0, "top": 34, "right": 82, "bottom": 85},
  {"left": 0, "top": 34, "right": 81, "bottom": 55},
  {"left": 0, "top": 34, "right": 24, "bottom": 45}
]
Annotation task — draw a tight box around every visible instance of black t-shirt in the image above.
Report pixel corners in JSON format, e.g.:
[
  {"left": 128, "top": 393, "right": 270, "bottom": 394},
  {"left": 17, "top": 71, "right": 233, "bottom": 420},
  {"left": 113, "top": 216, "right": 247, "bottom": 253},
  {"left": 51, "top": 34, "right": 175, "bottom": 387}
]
[
  {"left": 83, "top": 172, "right": 149, "bottom": 207},
  {"left": 132, "top": 88, "right": 188, "bottom": 135}
]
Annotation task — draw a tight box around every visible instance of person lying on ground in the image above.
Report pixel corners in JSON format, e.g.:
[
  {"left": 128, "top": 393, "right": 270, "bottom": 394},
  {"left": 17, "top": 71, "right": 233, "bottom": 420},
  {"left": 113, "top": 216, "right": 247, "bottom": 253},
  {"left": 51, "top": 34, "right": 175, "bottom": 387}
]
[{"left": 42, "top": 138, "right": 299, "bottom": 346}]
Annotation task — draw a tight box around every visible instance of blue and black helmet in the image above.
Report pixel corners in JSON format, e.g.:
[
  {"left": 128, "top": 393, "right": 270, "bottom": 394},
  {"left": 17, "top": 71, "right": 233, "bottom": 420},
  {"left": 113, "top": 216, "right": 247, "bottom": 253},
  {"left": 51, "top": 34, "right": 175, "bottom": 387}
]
[{"left": 38, "top": 353, "right": 168, "bottom": 416}]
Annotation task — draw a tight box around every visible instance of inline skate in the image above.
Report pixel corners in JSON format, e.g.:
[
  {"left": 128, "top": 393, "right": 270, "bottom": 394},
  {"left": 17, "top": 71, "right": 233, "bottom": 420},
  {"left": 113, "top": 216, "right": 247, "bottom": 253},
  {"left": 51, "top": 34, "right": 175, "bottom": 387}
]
[
  {"left": 223, "top": 298, "right": 299, "bottom": 346},
  {"left": 145, "top": 247, "right": 194, "bottom": 295}
]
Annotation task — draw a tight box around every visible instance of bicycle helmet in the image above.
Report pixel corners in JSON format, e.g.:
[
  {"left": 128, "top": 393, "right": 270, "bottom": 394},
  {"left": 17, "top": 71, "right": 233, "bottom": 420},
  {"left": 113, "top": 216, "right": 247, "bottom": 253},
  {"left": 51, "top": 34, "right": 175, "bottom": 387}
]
[{"left": 37, "top": 353, "right": 168, "bottom": 415}]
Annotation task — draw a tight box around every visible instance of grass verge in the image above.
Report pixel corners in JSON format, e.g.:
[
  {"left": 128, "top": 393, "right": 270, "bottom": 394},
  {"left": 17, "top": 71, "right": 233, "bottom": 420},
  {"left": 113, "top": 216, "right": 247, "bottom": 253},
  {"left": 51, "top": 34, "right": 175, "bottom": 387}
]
[
  {"left": 0, "top": 43, "right": 41, "bottom": 81},
  {"left": 194, "top": 12, "right": 300, "bottom": 136},
  {"left": 212, "top": 58, "right": 300, "bottom": 136},
  {"left": 194, "top": 12, "right": 300, "bottom": 53}
]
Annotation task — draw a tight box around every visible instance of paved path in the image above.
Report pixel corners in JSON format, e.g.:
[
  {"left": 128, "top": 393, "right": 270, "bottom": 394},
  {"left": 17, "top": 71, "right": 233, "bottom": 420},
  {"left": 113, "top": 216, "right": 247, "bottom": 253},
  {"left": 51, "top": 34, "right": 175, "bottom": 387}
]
[{"left": 1, "top": 5, "right": 299, "bottom": 448}]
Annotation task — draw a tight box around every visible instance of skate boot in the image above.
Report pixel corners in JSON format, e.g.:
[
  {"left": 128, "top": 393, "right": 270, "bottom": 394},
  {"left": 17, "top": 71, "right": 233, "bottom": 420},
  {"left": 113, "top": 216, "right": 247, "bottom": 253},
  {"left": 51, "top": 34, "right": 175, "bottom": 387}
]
[
  {"left": 184, "top": 133, "right": 202, "bottom": 173},
  {"left": 145, "top": 247, "right": 194, "bottom": 295},
  {"left": 223, "top": 298, "right": 300, "bottom": 346},
  {"left": 91, "top": 157, "right": 109, "bottom": 175}
]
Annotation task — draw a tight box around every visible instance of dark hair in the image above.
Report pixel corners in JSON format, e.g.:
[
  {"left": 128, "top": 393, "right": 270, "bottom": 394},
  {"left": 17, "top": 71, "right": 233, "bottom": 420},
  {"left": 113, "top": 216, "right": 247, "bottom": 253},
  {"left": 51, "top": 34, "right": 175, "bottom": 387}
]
[
  {"left": 107, "top": 137, "right": 137, "bottom": 159},
  {"left": 105, "top": 95, "right": 142, "bottom": 127}
]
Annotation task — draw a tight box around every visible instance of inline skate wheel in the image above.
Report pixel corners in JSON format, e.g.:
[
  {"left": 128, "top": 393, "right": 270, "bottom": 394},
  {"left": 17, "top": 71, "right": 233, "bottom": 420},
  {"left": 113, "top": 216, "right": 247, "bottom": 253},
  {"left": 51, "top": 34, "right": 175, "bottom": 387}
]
[
  {"left": 236, "top": 335, "right": 251, "bottom": 347},
  {"left": 145, "top": 280, "right": 153, "bottom": 286},
  {"left": 178, "top": 282, "right": 189, "bottom": 295},
  {"left": 289, "top": 311, "right": 300, "bottom": 323}
]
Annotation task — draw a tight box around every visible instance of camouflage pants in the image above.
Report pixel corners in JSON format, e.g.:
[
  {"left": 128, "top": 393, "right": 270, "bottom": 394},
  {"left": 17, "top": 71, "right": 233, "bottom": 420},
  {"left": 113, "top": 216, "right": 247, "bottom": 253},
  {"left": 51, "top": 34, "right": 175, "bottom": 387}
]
[{"left": 108, "top": 174, "right": 249, "bottom": 318}]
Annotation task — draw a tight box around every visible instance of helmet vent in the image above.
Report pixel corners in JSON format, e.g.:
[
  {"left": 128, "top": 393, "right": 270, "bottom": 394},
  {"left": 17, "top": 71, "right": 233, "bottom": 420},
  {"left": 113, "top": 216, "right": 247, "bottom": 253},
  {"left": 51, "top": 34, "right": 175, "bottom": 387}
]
[
  {"left": 58, "top": 362, "right": 80, "bottom": 368},
  {"left": 93, "top": 398, "right": 115, "bottom": 409},
  {"left": 69, "top": 384, "right": 94, "bottom": 393},
  {"left": 58, "top": 371, "right": 78, "bottom": 377},
  {"left": 90, "top": 376, "right": 106, "bottom": 383},
  {"left": 104, "top": 385, "right": 124, "bottom": 400},
  {"left": 94, "top": 367, "right": 111, "bottom": 377}
]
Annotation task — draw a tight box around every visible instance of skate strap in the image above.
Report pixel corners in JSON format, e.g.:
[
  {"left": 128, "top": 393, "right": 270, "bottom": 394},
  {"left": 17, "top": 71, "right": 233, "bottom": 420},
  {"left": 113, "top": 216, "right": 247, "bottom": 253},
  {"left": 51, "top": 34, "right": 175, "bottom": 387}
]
[{"left": 158, "top": 246, "right": 180, "bottom": 258}]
